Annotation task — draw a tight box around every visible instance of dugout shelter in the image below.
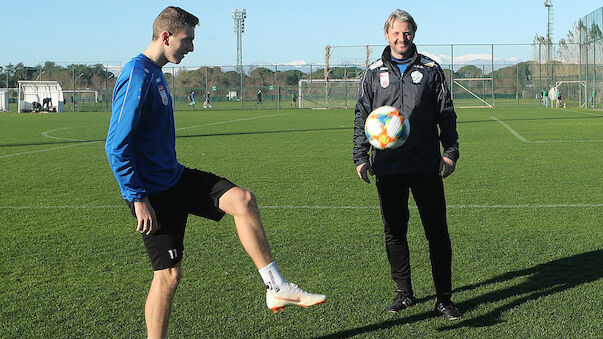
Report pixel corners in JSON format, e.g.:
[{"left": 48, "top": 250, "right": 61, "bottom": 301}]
[{"left": 18, "top": 81, "right": 64, "bottom": 113}]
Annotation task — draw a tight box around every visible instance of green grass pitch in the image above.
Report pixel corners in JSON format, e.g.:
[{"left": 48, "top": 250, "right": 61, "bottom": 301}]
[{"left": 0, "top": 106, "right": 601, "bottom": 338}]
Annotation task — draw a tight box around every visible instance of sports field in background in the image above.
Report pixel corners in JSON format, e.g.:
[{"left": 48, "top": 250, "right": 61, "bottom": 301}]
[{"left": 1, "top": 106, "right": 601, "bottom": 338}]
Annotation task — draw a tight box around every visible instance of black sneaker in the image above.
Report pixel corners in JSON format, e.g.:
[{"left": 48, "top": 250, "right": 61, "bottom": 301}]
[
  {"left": 435, "top": 301, "right": 462, "bottom": 320},
  {"left": 387, "top": 290, "right": 416, "bottom": 312}
]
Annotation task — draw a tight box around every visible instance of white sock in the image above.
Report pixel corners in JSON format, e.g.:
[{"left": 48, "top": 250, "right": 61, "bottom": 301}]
[{"left": 258, "top": 262, "right": 287, "bottom": 292}]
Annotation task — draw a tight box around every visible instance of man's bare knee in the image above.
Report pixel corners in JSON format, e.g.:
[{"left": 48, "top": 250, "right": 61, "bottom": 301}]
[
  {"left": 238, "top": 189, "right": 259, "bottom": 216},
  {"left": 221, "top": 187, "right": 259, "bottom": 217},
  {"left": 154, "top": 266, "right": 182, "bottom": 291}
]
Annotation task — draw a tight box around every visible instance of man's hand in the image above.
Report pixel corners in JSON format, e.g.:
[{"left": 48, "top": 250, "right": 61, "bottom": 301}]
[
  {"left": 356, "top": 162, "right": 374, "bottom": 183},
  {"left": 439, "top": 157, "right": 456, "bottom": 179},
  {"left": 133, "top": 197, "right": 161, "bottom": 235}
]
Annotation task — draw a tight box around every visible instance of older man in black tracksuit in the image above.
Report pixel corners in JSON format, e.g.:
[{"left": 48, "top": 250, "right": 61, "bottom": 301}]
[{"left": 353, "top": 9, "right": 461, "bottom": 320}]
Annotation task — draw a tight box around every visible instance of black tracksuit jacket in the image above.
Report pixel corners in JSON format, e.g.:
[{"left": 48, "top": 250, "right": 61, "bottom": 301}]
[{"left": 353, "top": 45, "right": 459, "bottom": 176}]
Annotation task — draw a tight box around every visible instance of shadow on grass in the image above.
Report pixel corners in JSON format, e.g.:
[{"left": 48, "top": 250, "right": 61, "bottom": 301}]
[
  {"left": 317, "top": 250, "right": 602, "bottom": 338},
  {"left": 438, "top": 249, "right": 602, "bottom": 330},
  {"left": 176, "top": 126, "right": 350, "bottom": 140}
]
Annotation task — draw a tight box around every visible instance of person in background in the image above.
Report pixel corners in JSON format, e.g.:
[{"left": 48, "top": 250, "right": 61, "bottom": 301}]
[
  {"left": 256, "top": 89, "right": 263, "bottom": 107},
  {"left": 203, "top": 90, "right": 212, "bottom": 108}
]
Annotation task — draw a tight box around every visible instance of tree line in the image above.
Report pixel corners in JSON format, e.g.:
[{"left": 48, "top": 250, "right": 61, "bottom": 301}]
[{"left": 0, "top": 61, "right": 366, "bottom": 92}]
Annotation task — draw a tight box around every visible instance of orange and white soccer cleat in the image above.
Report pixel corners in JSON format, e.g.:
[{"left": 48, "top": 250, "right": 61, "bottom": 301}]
[{"left": 266, "top": 283, "right": 326, "bottom": 313}]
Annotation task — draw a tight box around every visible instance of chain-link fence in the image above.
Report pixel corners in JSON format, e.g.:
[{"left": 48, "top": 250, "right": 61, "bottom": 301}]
[
  {"left": 1, "top": 40, "right": 601, "bottom": 112},
  {"left": 325, "top": 40, "right": 602, "bottom": 110}
]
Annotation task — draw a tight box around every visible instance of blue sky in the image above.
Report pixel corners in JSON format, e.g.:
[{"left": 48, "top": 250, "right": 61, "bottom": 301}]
[{"left": 1, "top": 0, "right": 599, "bottom": 68}]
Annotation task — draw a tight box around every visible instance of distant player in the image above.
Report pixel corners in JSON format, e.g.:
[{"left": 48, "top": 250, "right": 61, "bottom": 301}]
[
  {"left": 188, "top": 91, "right": 195, "bottom": 108},
  {"left": 291, "top": 91, "right": 296, "bottom": 107},
  {"left": 256, "top": 89, "right": 263, "bottom": 107},
  {"left": 105, "top": 7, "right": 326, "bottom": 339},
  {"left": 72, "top": 94, "right": 78, "bottom": 110},
  {"left": 203, "top": 90, "right": 212, "bottom": 108},
  {"left": 42, "top": 97, "right": 53, "bottom": 111}
]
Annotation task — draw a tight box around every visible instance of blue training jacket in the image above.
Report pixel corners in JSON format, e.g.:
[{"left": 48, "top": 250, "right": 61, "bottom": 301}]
[{"left": 105, "top": 54, "right": 184, "bottom": 202}]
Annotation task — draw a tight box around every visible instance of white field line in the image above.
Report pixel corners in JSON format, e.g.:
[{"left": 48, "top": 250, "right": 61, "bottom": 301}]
[
  {"left": 262, "top": 204, "right": 603, "bottom": 209},
  {"left": 174, "top": 112, "right": 296, "bottom": 131},
  {"left": 491, "top": 116, "right": 602, "bottom": 143},
  {"left": 1, "top": 112, "right": 298, "bottom": 160},
  {"left": 1, "top": 203, "right": 601, "bottom": 210},
  {"left": 41, "top": 127, "right": 86, "bottom": 141},
  {"left": 491, "top": 117, "right": 529, "bottom": 142},
  {"left": 0, "top": 141, "right": 100, "bottom": 159},
  {"left": 531, "top": 139, "right": 603, "bottom": 143},
  {"left": 564, "top": 109, "right": 602, "bottom": 117}
]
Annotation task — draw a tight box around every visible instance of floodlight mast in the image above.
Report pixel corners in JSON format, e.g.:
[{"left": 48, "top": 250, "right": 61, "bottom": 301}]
[
  {"left": 232, "top": 9, "right": 246, "bottom": 107},
  {"left": 544, "top": 0, "right": 553, "bottom": 62}
]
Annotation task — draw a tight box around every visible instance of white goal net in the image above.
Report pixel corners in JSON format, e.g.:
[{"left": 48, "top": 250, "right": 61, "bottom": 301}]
[
  {"left": 298, "top": 79, "right": 360, "bottom": 109},
  {"left": 452, "top": 78, "right": 494, "bottom": 108}
]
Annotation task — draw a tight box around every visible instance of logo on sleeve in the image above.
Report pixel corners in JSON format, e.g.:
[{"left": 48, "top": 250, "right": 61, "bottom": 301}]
[
  {"left": 411, "top": 71, "right": 423, "bottom": 84},
  {"left": 157, "top": 78, "right": 169, "bottom": 105},
  {"left": 380, "top": 72, "right": 390, "bottom": 88}
]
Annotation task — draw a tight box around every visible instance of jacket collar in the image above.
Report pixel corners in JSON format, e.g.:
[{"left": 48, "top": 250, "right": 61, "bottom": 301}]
[{"left": 381, "top": 45, "right": 419, "bottom": 77}]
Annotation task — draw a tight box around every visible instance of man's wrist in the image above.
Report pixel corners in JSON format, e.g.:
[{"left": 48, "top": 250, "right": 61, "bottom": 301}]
[
  {"left": 354, "top": 159, "right": 369, "bottom": 167},
  {"left": 131, "top": 195, "right": 146, "bottom": 203}
]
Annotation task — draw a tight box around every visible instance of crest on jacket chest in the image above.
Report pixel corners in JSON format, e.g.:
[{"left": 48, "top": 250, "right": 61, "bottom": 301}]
[
  {"left": 410, "top": 71, "right": 423, "bottom": 84},
  {"left": 380, "top": 72, "right": 390, "bottom": 88}
]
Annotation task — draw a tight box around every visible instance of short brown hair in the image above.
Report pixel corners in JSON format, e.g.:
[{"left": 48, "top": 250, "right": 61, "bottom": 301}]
[
  {"left": 152, "top": 6, "right": 199, "bottom": 40},
  {"left": 384, "top": 9, "right": 417, "bottom": 34}
]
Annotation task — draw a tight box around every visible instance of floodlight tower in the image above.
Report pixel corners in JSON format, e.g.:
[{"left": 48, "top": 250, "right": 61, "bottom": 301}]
[
  {"left": 232, "top": 9, "right": 246, "bottom": 106},
  {"left": 544, "top": 0, "right": 554, "bottom": 62}
]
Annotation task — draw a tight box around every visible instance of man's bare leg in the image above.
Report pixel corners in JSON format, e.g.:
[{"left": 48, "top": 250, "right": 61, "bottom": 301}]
[
  {"left": 218, "top": 187, "right": 273, "bottom": 269},
  {"left": 146, "top": 262, "right": 182, "bottom": 339},
  {"left": 218, "top": 187, "right": 326, "bottom": 311}
]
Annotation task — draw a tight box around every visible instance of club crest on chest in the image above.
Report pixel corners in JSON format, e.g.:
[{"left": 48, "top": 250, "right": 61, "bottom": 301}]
[
  {"left": 411, "top": 71, "right": 423, "bottom": 84},
  {"left": 380, "top": 72, "right": 390, "bottom": 88}
]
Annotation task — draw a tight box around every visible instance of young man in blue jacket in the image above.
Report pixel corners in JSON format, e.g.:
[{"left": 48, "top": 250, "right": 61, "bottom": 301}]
[
  {"left": 105, "top": 7, "right": 325, "bottom": 339},
  {"left": 353, "top": 9, "right": 461, "bottom": 320}
]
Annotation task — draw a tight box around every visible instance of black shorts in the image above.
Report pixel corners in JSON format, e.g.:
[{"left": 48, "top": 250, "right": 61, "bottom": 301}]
[{"left": 126, "top": 167, "right": 237, "bottom": 270}]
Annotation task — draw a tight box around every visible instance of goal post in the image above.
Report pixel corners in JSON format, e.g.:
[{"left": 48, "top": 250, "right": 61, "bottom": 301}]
[
  {"left": 452, "top": 78, "right": 494, "bottom": 108},
  {"left": 18, "top": 81, "right": 65, "bottom": 113},
  {"left": 554, "top": 81, "right": 587, "bottom": 108},
  {"left": 0, "top": 90, "right": 8, "bottom": 112},
  {"left": 298, "top": 78, "right": 360, "bottom": 109}
]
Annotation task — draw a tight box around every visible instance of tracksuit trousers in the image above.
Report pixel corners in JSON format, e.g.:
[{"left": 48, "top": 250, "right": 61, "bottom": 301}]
[{"left": 376, "top": 173, "right": 453, "bottom": 303}]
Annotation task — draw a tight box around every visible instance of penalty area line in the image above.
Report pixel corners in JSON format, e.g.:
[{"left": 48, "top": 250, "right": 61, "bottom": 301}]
[
  {"left": 490, "top": 116, "right": 602, "bottom": 144},
  {"left": 491, "top": 117, "right": 529, "bottom": 142}
]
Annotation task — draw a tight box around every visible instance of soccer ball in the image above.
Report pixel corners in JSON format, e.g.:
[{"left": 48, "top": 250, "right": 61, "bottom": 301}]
[{"left": 364, "top": 106, "right": 410, "bottom": 150}]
